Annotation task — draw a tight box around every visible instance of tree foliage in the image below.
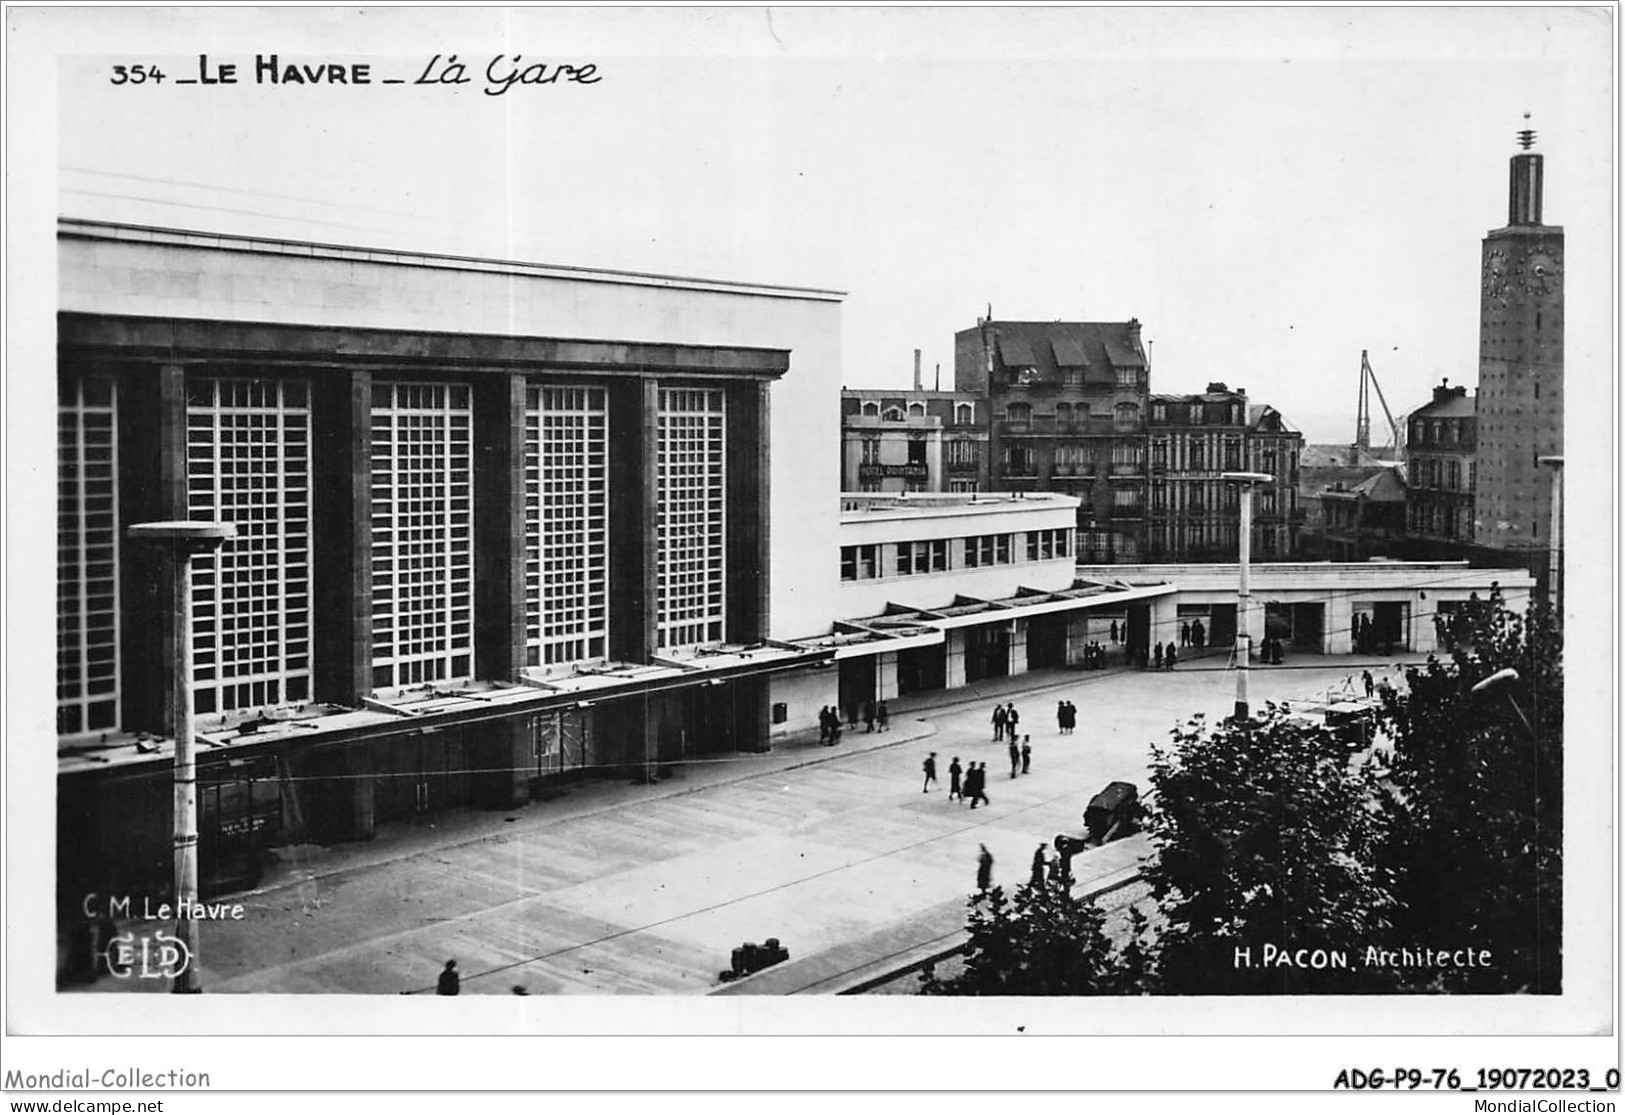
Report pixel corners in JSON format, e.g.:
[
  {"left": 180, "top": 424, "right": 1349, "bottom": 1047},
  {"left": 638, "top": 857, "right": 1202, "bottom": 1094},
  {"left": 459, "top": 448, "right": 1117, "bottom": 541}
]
[
  {"left": 1139, "top": 705, "right": 1399, "bottom": 994},
  {"left": 919, "top": 880, "right": 1148, "bottom": 995},
  {"left": 1376, "top": 589, "right": 1563, "bottom": 993},
  {"left": 922, "top": 591, "right": 1562, "bottom": 996}
]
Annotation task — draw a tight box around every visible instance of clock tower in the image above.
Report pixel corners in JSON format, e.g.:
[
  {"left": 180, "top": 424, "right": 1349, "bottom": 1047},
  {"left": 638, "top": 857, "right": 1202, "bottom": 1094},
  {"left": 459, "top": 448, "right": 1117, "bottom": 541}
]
[{"left": 1473, "top": 123, "right": 1563, "bottom": 555}]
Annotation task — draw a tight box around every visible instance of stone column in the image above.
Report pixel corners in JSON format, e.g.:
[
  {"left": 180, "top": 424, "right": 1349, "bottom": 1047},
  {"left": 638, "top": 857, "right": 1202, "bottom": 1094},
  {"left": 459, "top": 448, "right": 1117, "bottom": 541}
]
[
  {"left": 1007, "top": 618, "right": 1029, "bottom": 677},
  {"left": 944, "top": 628, "right": 968, "bottom": 690},
  {"left": 876, "top": 651, "right": 900, "bottom": 700},
  {"left": 312, "top": 368, "right": 372, "bottom": 705},
  {"left": 473, "top": 372, "right": 527, "bottom": 681}
]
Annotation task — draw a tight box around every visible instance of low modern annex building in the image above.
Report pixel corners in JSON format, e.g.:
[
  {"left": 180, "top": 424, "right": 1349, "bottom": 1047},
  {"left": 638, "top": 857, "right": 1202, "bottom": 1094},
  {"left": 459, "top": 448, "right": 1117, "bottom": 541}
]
[
  {"left": 1080, "top": 560, "right": 1534, "bottom": 657},
  {"left": 55, "top": 219, "right": 845, "bottom": 902},
  {"left": 767, "top": 492, "right": 1174, "bottom": 727}
]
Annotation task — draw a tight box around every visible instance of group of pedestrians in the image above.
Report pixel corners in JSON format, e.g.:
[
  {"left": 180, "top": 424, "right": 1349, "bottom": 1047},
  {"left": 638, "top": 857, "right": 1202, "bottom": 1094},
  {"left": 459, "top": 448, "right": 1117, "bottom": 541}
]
[
  {"left": 816, "top": 705, "right": 844, "bottom": 745},
  {"left": 959, "top": 759, "right": 992, "bottom": 808},
  {"left": 1353, "top": 613, "right": 1393, "bottom": 655},
  {"left": 1079, "top": 641, "right": 1111, "bottom": 669},
  {"left": 1054, "top": 700, "right": 1078, "bottom": 735},
  {"left": 1006, "top": 735, "right": 1031, "bottom": 778},
  {"left": 1258, "top": 636, "right": 1287, "bottom": 665},
  {"left": 973, "top": 840, "right": 1073, "bottom": 893},
  {"left": 1152, "top": 642, "right": 1179, "bottom": 670},
  {"left": 1179, "top": 619, "right": 1208, "bottom": 648},
  {"left": 990, "top": 701, "right": 1020, "bottom": 740},
  {"left": 1029, "top": 842, "right": 1072, "bottom": 889},
  {"left": 818, "top": 700, "right": 890, "bottom": 743}
]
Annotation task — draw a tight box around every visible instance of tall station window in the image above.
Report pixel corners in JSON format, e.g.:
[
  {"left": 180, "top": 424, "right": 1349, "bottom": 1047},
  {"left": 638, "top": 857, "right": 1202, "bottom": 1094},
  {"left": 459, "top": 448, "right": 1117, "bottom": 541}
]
[
  {"left": 657, "top": 388, "right": 726, "bottom": 649},
  {"left": 57, "top": 375, "right": 120, "bottom": 734},
  {"left": 525, "top": 386, "right": 608, "bottom": 667},
  {"left": 187, "top": 377, "right": 312, "bottom": 714},
  {"left": 369, "top": 382, "right": 473, "bottom": 689}
]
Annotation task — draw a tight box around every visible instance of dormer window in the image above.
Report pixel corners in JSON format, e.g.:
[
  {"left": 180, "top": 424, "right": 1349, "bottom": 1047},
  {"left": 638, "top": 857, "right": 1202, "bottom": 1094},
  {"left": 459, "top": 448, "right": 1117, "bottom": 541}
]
[
  {"left": 882, "top": 406, "right": 905, "bottom": 422},
  {"left": 954, "top": 401, "right": 975, "bottom": 425},
  {"left": 861, "top": 401, "right": 880, "bottom": 418},
  {"left": 907, "top": 401, "right": 927, "bottom": 419}
]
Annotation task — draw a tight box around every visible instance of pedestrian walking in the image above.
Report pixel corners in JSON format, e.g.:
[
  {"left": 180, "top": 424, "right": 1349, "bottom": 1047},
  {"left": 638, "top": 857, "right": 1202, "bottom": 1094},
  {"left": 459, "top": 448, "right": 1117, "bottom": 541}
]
[
  {"left": 1165, "top": 642, "right": 1178, "bottom": 670},
  {"left": 1109, "top": 620, "right": 1119, "bottom": 645},
  {"left": 1031, "top": 843, "right": 1048, "bottom": 887},
  {"left": 1153, "top": 643, "right": 1163, "bottom": 670},
  {"left": 1020, "top": 736, "right": 1031, "bottom": 774},
  {"left": 948, "top": 756, "right": 963, "bottom": 801},
  {"left": 1065, "top": 700, "right": 1077, "bottom": 735},
  {"left": 863, "top": 700, "right": 876, "bottom": 733},
  {"left": 922, "top": 751, "right": 938, "bottom": 793},
  {"left": 977, "top": 844, "right": 994, "bottom": 891},
  {"left": 1005, "top": 703, "right": 1020, "bottom": 736},
  {"left": 992, "top": 704, "right": 1008, "bottom": 741},
  {"left": 1362, "top": 670, "right": 1375, "bottom": 699},
  {"left": 1056, "top": 700, "right": 1066, "bottom": 734},
  {"left": 1181, "top": 621, "right": 1191, "bottom": 647},
  {"left": 1008, "top": 737, "right": 1020, "bottom": 778},
  {"left": 967, "top": 763, "right": 989, "bottom": 809},
  {"left": 1192, "top": 618, "right": 1206, "bottom": 648},
  {"left": 876, "top": 700, "right": 890, "bottom": 731},
  {"left": 817, "top": 706, "right": 832, "bottom": 743},
  {"left": 437, "top": 960, "right": 460, "bottom": 996}
]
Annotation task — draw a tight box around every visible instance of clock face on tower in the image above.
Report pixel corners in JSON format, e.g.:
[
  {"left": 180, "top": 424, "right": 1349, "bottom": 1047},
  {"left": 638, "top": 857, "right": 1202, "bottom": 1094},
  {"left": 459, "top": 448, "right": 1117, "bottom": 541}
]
[{"left": 1526, "top": 247, "right": 1561, "bottom": 298}]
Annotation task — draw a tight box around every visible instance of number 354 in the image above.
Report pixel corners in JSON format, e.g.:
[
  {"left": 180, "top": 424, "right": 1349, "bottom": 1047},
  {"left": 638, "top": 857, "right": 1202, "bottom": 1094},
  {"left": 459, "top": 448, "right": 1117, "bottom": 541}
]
[{"left": 109, "top": 65, "right": 166, "bottom": 84}]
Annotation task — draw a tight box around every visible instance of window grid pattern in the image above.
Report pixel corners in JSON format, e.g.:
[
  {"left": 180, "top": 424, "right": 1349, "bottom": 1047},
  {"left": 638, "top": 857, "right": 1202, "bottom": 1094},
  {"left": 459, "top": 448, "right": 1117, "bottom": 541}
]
[
  {"left": 58, "top": 376, "right": 120, "bottom": 735},
  {"left": 370, "top": 383, "right": 473, "bottom": 689},
  {"left": 186, "top": 378, "right": 311, "bottom": 715},
  {"left": 525, "top": 386, "right": 608, "bottom": 667},
  {"left": 657, "top": 389, "right": 726, "bottom": 648}
]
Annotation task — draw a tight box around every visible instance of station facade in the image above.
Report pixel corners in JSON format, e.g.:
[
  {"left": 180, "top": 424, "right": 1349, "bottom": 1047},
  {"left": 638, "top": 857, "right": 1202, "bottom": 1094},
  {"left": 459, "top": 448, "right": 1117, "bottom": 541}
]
[
  {"left": 54, "top": 220, "right": 1540, "bottom": 914},
  {"left": 56, "top": 219, "right": 844, "bottom": 901}
]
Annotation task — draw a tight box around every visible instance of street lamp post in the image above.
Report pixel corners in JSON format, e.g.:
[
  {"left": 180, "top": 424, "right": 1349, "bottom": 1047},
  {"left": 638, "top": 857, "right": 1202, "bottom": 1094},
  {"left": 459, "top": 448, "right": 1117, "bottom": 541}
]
[
  {"left": 127, "top": 520, "right": 236, "bottom": 993},
  {"left": 1538, "top": 456, "right": 1563, "bottom": 616},
  {"left": 1471, "top": 667, "right": 1533, "bottom": 737},
  {"left": 1222, "top": 472, "right": 1275, "bottom": 721}
]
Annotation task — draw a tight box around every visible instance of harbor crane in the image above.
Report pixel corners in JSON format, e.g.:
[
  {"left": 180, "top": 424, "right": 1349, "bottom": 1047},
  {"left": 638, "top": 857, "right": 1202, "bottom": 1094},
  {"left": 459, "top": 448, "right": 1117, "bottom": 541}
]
[{"left": 1355, "top": 349, "right": 1401, "bottom": 455}]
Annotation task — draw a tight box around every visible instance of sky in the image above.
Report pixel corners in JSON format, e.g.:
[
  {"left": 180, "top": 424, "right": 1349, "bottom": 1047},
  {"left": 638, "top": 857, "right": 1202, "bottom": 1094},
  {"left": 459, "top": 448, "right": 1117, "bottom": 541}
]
[{"left": 28, "top": 6, "right": 1611, "bottom": 445}]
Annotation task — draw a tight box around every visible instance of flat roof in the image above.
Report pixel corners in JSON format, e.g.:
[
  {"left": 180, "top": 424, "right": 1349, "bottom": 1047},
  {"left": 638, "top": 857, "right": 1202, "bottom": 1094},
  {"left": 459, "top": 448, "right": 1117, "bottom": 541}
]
[
  {"left": 58, "top": 218, "right": 847, "bottom": 303},
  {"left": 840, "top": 492, "right": 1079, "bottom": 522},
  {"left": 59, "top": 642, "right": 832, "bottom": 777}
]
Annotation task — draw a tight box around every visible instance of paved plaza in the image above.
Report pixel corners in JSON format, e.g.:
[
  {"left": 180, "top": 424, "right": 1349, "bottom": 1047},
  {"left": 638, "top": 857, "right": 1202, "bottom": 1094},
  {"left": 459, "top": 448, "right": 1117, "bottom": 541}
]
[{"left": 171, "top": 655, "right": 1407, "bottom": 995}]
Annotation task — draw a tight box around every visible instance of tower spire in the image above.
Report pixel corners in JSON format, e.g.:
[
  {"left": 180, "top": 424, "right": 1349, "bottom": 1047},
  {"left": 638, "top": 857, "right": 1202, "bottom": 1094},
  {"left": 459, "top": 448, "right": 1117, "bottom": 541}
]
[{"left": 1507, "top": 113, "right": 1544, "bottom": 227}]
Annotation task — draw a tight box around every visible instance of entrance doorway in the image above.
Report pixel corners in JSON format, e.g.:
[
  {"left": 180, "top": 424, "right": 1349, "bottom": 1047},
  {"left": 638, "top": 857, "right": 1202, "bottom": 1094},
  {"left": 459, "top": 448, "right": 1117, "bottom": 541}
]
[
  {"left": 1353, "top": 601, "right": 1410, "bottom": 653},
  {"left": 964, "top": 623, "right": 1011, "bottom": 683},
  {"left": 838, "top": 657, "right": 876, "bottom": 721},
  {"left": 1027, "top": 613, "right": 1068, "bottom": 670},
  {"left": 898, "top": 644, "right": 945, "bottom": 695}
]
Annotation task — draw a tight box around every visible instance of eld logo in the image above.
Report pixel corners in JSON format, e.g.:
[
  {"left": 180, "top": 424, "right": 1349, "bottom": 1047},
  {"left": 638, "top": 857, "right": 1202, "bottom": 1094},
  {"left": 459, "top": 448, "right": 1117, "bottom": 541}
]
[{"left": 103, "top": 930, "right": 191, "bottom": 980}]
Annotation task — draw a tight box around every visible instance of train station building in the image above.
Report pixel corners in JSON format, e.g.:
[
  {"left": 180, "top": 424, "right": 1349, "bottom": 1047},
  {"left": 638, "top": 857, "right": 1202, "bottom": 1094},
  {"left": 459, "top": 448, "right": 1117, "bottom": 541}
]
[
  {"left": 54, "top": 219, "right": 1537, "bottom": 914},
  {"left": 55, "top": 219, "right": 846, "bottom": 900}
]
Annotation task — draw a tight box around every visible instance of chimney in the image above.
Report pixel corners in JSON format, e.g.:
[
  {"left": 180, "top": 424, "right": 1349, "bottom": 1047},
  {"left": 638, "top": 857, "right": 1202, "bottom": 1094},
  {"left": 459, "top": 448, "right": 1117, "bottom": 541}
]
[
  {"left": 913, "top": 349, "right": 922, "bottom": 392},
  {"left": 1127, "top": 318, "right": 1142, "bottom": 346},
  {"left": 1433, "top": 377, "right": 1465, "bottom": 405}
]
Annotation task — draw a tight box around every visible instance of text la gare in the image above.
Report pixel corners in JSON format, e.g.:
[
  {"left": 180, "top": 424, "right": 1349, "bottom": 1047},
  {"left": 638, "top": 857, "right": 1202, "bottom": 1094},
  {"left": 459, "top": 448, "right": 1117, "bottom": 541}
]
[{"left": 179, "top": 54, "right": 601, "bottom": 93}]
